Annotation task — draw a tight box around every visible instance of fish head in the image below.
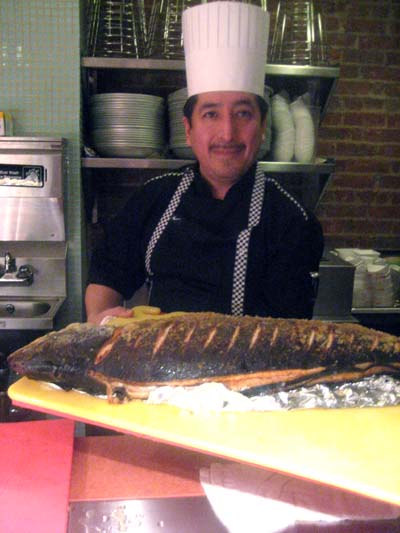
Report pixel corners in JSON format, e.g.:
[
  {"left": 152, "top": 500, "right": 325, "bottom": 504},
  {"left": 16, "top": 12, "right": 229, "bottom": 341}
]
[{"left": 7, "top": 323, "right": 115, "bottom": 393}]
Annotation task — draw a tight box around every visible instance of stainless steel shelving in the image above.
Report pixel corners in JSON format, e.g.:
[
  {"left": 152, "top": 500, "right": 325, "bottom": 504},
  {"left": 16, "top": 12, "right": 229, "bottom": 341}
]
[
  {"left": 81, "top": 58, "right": 339, "bottom": 210},
  {"left": 82, "top": 157, "right": 335, "bottom": 173},
  {"left": 81, "top": 57, "right": 339, "bottom": 116},
  {"left": 81, "top": 57, "right": 340, "bottom": 78}
]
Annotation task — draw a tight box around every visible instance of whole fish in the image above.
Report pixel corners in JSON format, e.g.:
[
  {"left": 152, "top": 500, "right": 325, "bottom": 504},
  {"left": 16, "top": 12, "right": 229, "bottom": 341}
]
[{"left": 8, "top": 312, "right": 400, "bottom": 402}]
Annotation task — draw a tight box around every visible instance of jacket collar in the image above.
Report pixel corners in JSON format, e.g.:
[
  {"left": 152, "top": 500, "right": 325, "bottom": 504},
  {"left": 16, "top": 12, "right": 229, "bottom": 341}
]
[{"left": 189, "top": 163, "right": 258, "bottom": 200}]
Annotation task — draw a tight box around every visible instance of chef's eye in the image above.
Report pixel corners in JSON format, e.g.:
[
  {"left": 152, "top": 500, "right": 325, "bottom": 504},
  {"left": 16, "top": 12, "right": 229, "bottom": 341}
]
[
  {"left": 203, "top": 110, "right": 218, "bottom": 119},
  {"left": 236, "top": 109, "right": 253, "bottom": 119}
]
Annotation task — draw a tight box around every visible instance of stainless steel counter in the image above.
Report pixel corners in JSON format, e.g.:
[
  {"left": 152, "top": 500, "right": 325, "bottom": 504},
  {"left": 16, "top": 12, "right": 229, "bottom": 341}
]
[{"left": 68, "top": 497, "right": 228, "bottom": 533}]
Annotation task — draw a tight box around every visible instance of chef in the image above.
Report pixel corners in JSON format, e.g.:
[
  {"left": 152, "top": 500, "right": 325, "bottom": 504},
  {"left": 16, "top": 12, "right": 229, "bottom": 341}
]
[{"left": 85, "top": 1, "right": 324, "bottom": 325}]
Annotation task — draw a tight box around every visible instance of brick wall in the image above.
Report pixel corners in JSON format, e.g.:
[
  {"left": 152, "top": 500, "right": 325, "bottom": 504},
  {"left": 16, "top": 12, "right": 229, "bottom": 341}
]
[{"left": 314, "top": 0, "right": 400, "bottom": 250}]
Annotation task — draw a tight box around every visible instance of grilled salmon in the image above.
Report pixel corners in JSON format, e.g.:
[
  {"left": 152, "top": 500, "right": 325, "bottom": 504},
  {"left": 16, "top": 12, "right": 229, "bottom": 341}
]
[{"left": 8, "top": 312, "right": 400, "bottom": 402}]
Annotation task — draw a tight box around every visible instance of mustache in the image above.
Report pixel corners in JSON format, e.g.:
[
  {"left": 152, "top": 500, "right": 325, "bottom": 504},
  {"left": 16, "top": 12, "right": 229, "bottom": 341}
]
[{"left": 210, "top": 142, "right": 245, "bottom": 150}]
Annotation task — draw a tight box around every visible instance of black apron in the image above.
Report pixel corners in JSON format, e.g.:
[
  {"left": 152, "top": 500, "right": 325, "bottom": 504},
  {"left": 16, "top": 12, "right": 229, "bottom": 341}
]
[{"left": 145, "top": 165, "right": 266, "bottom": 315}]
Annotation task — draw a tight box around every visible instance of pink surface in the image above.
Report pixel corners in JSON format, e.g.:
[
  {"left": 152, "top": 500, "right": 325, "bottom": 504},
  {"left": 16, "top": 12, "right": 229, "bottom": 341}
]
[{"left": 0, "top": 419, "right": 75, "bottom": 533}]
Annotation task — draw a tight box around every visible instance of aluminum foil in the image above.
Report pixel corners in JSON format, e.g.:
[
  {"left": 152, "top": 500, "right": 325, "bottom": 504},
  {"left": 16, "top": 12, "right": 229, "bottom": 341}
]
[
  {"left": 146, "top": 376, "right": 400, "bottom": 413},
  {"left": 250, "top": 375, "right": 400, "bottom": 411},
  {"left": 39, "top": 375, "right": 400, "bottom": 413}
]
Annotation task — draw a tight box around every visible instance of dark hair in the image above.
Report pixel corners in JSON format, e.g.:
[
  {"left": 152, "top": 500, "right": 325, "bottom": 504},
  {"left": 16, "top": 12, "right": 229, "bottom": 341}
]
[{"left": 183, "top": 94, "right": 269, "bottom": 125}]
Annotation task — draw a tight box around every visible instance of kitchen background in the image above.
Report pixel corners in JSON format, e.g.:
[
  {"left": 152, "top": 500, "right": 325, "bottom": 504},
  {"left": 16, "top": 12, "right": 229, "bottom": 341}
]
[{"left": 0, "top": 0, "right": 399, "bottom": 326}]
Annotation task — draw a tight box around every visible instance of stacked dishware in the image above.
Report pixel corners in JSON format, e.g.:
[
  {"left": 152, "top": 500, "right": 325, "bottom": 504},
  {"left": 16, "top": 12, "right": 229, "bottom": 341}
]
[
  {"left": 85, "top": 0, "right": 147, "bottom": 58},
  {"left": 271, "top": 91, "right": 318, "bottom": 163},
  {"left": 336, "top": 249, "right": 396, "bottom": 308},
  {"left": 367, "top": 261, "right": 395, "bottom": 307},
  {"left": 89, "top": 93, "right": 166, "bottom": 158},
  {"left": 355, "top": 250, "right": 395, "bottom": 308},
  {"left": 167, "top": 88, "right": 194, "bottom": 159},
  {"left": 271, "top": 92, "right": 295, "bottom": 162}
]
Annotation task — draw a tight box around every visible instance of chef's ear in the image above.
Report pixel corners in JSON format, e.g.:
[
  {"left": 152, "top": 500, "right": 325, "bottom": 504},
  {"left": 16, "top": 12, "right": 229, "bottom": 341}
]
[{"left": 183, "top": 116, "right": 192, "bottom": 146}]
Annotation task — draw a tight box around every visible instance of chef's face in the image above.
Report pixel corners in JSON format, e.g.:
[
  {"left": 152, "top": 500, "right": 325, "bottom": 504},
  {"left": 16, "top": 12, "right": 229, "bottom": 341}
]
[{"left": 183, "top": 91, "right": 266, "bottom": 187}]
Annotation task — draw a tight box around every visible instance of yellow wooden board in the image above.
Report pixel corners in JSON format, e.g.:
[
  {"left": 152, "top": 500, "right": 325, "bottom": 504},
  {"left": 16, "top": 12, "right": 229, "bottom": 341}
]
[{"left": 8, "top": 376, "right": 400, "bottom": 507}]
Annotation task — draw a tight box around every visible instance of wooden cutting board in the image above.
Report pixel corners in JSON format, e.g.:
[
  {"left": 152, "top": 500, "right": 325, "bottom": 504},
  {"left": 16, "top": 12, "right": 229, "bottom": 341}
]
[{"left": 8, "top": 377, "right": 400, "bottom": 507}]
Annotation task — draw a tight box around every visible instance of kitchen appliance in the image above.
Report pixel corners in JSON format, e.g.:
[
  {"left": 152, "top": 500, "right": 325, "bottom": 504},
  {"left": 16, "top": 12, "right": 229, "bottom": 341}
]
[
  {"left": 0, "top": 136, "right": 67, "bottom": 350},
  {"left": 313, "top": 249, "right": 356, "bottom": 322}
]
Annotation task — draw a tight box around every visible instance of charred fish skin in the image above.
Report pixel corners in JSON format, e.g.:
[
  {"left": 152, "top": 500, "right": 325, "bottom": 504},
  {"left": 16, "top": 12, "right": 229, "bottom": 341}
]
[
  {"left": 7, "top": 313, "right": 400, "bottom": 400},
  {"left": 93, "top": 316, "right": 245, "bottom": 382},
  {"left": 7, "top": 323, "right": 115, "bottom": 393},
  {"left": 92, "top": 313, "right": 400, "bottom": 384}
]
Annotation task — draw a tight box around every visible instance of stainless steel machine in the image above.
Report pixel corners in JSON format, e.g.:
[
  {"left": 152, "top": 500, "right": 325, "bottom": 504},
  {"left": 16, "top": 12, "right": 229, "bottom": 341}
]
[
  {"left": 313, "top": 250, "right": 356, "bottom": 322},
  {"left": 0, "top": 137, "right": 67, "bottom": 352}
]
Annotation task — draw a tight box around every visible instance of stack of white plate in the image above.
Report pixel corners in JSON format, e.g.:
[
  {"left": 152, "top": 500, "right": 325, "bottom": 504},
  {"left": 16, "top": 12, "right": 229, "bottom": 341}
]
[
  {"left": 167, "top": 88, "right": 195, "bottom": 159},
  {"left": 89, "top": 93, "right": 166, "bottom": 158},
  {"left": 167, "top": 87, "right": 272, "bottom": 160}
]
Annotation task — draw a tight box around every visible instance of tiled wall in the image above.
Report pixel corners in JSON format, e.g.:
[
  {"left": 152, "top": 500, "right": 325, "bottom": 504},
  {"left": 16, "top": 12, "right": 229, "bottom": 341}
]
[{"left": 0, "top": 0, "right": 84, "bottom": 324}]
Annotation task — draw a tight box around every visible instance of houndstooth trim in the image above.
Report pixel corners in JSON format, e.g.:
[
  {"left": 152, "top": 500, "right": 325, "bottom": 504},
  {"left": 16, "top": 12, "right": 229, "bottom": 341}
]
[
  {"left": 145, "top": 167, "right": 195, "bottom": 276},
  {"left": 231, "top": 164, "right": 266, "bottom": 316},
  {"left": 144, "top": 170, "right": 185, "bottom": 187},
  {"left": 266, "top": 177, "right": 309, "bottom": 221}
]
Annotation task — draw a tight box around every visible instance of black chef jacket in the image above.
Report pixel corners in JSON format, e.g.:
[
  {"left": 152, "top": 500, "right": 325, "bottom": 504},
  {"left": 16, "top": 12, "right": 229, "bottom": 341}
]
[{"left": 88, "top": 164, "right": 324, "bottom": 318}]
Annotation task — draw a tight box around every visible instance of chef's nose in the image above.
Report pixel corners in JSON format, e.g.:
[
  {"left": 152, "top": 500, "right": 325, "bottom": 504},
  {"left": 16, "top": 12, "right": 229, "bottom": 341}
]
[{"left": 220, "top": 113, "right": 236, "bottom": 141}]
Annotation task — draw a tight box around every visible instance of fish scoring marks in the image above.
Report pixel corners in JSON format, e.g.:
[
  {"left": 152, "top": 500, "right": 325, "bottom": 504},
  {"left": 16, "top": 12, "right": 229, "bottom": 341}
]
[
  {"left": 7, "top": 312, "right": 400, "bottom": 403},
  {"left": 152, "top": 324, "right": 173, "bottom": 355},
  {"left": 307, "top": 329, "right": 316, "bottom": 349},
  {"left": 184, "top": 326, "right": 195, "bottom": 344},
  {"left": 325, "top": 331, "right": 335, "bottom": 351},
  {"left": 270, "top": 326, "right": 279, "bottom": 347},
  {"left": 95, "top": 330, "right": 122, "bottom": 364},
  {"left": 227, "top": 326, "right": 240, "bottom": 352},
  {"left": 249, "top": 325, "right": 261, "bottom": 350},
  {"left": 204, "top": 327, "right": 218, "bottom": 349}
]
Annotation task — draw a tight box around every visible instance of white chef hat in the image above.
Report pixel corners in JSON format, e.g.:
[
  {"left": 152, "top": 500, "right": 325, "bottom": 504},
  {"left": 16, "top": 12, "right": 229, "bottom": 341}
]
[{"left": 183, "top": 1, "right": 270, "bottom": 98}]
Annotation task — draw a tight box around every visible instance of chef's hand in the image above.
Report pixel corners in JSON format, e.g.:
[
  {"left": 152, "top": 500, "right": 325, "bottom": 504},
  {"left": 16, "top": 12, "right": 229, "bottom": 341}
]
[
  {"left": 85, "top": 284, "right": 132, "bottom": 324},
  {"left": 89, "top": 306, "right": 133, "bottom": 325}
]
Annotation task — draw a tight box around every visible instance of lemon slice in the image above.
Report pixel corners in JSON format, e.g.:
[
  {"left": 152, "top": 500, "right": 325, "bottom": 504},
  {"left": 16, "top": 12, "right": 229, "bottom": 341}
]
[{"left": 105, "top": 305, "right": 186, "bottom": 327}]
